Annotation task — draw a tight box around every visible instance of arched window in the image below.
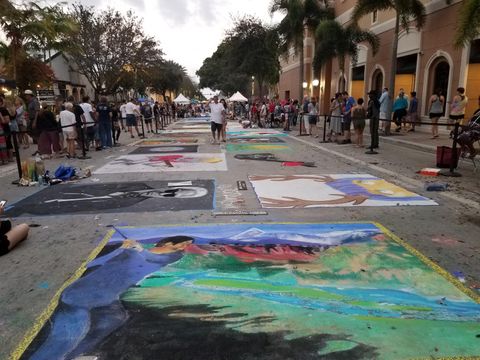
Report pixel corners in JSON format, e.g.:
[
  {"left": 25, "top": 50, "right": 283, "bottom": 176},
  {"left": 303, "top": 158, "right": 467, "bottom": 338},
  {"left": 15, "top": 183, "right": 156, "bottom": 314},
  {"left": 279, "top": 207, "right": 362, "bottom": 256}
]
[
  {"left": 426, "top": 57, "right": 450, "bottom": 114},
  {"left": 372, "top": 69, "right": 384, "bottom": 93}
]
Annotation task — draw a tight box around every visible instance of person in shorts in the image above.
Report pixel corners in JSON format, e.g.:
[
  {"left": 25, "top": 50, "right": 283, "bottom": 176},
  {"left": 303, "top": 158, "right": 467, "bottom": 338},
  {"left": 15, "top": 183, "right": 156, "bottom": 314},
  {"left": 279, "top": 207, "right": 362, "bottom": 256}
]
[
  {"left": 0, "top": 202, "right": 29, "bottom": 256},
  {"left": 60, "top": 103, "right": 78, "bottom": 158},
  {"left": 209, "top": 96, "right": 225, "bottom": 144},
  {"left": 125, "top": 99, "right": 142, "bottom": 138}
]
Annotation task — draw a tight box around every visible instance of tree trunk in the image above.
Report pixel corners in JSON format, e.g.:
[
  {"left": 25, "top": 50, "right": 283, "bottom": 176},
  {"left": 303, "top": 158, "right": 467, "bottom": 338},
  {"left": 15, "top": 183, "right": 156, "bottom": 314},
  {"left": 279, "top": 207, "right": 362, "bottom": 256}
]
[
  {"left": 386, "top": 12, "right": 400, "bottom": 136},
  {"left": 299, "top": 41, "right": 304, "bottom": 101}
]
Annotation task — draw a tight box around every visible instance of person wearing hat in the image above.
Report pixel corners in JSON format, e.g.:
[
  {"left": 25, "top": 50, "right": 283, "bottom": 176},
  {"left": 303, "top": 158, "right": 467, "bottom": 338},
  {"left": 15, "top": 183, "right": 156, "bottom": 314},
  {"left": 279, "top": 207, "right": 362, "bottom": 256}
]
[{"left": 24, "top": 89, "right": 40, "bottom": 153}]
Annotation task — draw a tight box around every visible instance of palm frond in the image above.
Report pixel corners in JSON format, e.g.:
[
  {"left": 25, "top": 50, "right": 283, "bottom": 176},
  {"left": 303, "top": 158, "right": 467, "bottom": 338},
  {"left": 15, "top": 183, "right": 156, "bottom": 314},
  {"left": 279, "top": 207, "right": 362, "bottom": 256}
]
[
  {"left": 351, "top": 0, "right": 393, "bottom": 23},
  {"left": 454, "top": 0, "right": 480, "bottom": 47}
]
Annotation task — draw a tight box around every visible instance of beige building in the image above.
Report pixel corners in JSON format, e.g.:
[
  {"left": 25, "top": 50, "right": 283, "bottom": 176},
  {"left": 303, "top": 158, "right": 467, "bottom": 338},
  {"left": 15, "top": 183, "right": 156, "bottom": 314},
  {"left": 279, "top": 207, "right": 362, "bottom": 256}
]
[{"left": 278, "top": 0, "right": 480, "bottom": 120}]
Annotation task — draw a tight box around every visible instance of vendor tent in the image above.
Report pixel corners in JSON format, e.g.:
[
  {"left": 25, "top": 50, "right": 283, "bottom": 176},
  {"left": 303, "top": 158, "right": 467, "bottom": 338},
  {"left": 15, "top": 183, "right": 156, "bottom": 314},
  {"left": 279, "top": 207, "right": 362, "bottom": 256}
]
[
  {"left": 173, "top": 93, "right": 190, "bottom": 104},
  {"left": 229, "top": 91, "right": 248, "bottom": 102}
]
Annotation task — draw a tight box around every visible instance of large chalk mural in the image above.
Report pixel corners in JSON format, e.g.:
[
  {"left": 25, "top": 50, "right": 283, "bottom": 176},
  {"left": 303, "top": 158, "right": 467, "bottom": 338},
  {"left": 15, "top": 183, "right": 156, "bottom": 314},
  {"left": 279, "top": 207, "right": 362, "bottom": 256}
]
[
  {"left": 249, "top": 174, "right": 438, "bottom": 207},
  {"left": 15, "top": 223, "right": 480, "bottom": 359},
  {"left": 226, "top": 144, "right": 290, "bottom": 152},
  {"left": 94, "top": 153, "right": 227, "bottom": 174},
  {"left": 5, "top": 180, "right": 215, "bottom": 216}
]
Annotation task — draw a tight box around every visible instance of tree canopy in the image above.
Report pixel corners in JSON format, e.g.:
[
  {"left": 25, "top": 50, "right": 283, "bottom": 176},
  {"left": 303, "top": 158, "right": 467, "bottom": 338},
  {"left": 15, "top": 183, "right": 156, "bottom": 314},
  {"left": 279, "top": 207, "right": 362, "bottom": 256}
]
[
  {"left": 66, "top": 4, "right": 164, "bottom": 96},
  {"left": 197, "top": 16, "right": 280, "bottom": 97}
]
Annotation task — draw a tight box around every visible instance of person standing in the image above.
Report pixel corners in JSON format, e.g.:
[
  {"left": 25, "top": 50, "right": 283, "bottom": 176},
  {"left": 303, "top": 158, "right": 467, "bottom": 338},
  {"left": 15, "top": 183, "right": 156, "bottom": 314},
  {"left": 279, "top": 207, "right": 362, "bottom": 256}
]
[
  {"left": 260, "top": 101, "right": 267, "bottom": 128},
  {"left": 96, "top": 96, "right": 113, "bottom": 149},
  {"left": 367, "top": 90, "right": 380, "bottom": 150},
  {"left": 379, "top": 87, "right": 390, "bottom": 134},
  {"left": 0, "top": 96, "right": 13, "bottom": 163},
  {"left": 428, "top": 89, "right": 445, "bottom": 139},
  {"left": 125, "top": 99, "right": 142, "bottom": 139},
  {"left": 60, "top": 102, "right": 78, "bottom": 158},
  {"left": 220, "top": 98, "right": 228, "bottom": 142},
  {"left": 308, "top": 97, "right": 319, "bottom": 138},
  {"left": 14, "top": 97, "right": 28, "bottom": 149},
  {"left": 392, "top": 90, "right": 408, "bottom": 132},
  {"left": 449, "top": 87, "right": 468, "bottom": 135},
  {"left": 351, "top": 98, "right": 367, "bottom": 147},
  {"left": 24, "top": 90, "right": 40, "bottom": 152},
  {"left": 301, "top": 97, "right": 310, "bottom": 135},
  {"left": 119, "top": 100, "right": 127, "bottom": 132},
  {"left": 328, "top": 93, "right": 342, "bottom": 143},
  {"left": 209, "top": 95, "right": 225, "bottom": 144},
  {"left": 111, "top": 103, "right": 121, "bottom": 143},
  {"left": 407, "top": 91, "right": 418, "bottom": 132},
  {"left": 37, "top": 102, "right": 61, "bottom": 159},
  {"left": 141, "top": 102, "right": 154, "bottom": 134},
  {"left": 80, "top": 96, "right": 97, "bottom": 150},
  {"left": 341, "top": 91, "right": 356, "bottom": 143}
]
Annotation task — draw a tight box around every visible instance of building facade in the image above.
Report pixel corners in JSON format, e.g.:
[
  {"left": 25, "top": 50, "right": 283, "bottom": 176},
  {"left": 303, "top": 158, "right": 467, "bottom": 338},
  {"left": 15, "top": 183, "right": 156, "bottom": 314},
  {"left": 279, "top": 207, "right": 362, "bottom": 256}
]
[{"left": 278, "top": 0, "right": 479, "bottom": 120}]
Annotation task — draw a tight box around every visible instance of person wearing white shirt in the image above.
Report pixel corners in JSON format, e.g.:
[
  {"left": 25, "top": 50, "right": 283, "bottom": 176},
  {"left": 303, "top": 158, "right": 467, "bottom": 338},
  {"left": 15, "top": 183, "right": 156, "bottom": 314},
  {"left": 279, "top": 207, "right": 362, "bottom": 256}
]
[
  {"left": 60, "top": 103, "right": 77, "bottom": 158},
  {"left": 119, "top": 100, "right": 127, "bottom": 131},
  {"left": 209, "top": 95, "right": 225, "bottom": 144},
  {"left": 125, "top": 99, "right": 142, "bottom": 139},
  {"left": 80, "top": 96, "right": 98, "bottom": 149}
]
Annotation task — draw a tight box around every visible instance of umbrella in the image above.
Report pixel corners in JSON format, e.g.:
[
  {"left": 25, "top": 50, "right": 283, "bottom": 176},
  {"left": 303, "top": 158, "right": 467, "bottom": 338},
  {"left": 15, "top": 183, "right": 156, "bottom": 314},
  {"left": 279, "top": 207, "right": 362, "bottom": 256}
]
[{"left": 229, "top": 91, "right": 248, "bottom": 102}]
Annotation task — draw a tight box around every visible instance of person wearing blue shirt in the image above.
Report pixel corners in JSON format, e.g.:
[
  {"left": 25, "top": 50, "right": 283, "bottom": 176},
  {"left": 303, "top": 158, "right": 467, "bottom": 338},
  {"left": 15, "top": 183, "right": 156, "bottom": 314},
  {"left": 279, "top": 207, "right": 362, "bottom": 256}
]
[
  {"left": 96, "top": 96, "right": 113, "bottom": 148},
  {"left": 341, "top": 91, "right": 356, "bottom": 144},
  {"left": 392, "top": 90, "right": 408, "bottom": 132}
]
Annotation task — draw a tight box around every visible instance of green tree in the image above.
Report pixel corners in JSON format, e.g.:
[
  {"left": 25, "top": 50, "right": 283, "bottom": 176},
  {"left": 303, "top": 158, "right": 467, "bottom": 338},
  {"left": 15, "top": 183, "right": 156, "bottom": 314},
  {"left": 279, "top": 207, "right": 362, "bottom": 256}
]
[
  {"left": 67, "top": 4, "right": 163, "bottom": 96},
  {"left": 148, "top": 60, "right": 186, "bottom": 100},
  {"left": 0, "top": 0, "right": 76, "bottom": 81},
  {"left": 452, "top": 0, "right": 480, "bottom": 47},
  {"left": 197, "top": 16, "right": 281, "bottom": 97},
  {"left": 352, "top": 0, "right": 426, "bottom": 104},
  {"left": 225, "top": 16, "right": 281, "bottom": 97},
  {"left": 270, "top": 0, "right": 334, "bottom": 99},
  {"left": 313, "top": 20, "right": 379, "bottom": 75}
]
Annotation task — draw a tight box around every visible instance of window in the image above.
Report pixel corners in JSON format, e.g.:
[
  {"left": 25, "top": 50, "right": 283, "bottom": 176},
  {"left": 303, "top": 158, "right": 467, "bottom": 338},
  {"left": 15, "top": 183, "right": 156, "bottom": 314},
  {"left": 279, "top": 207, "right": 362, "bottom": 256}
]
[{"left": 372, "top": 10, "right": 378, "bottom": 24}]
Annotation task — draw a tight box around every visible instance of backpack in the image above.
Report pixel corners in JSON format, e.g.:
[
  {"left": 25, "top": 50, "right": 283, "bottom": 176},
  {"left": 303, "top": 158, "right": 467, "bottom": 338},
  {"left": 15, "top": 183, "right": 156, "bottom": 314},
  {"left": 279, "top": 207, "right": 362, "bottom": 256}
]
[{"left": 143, "top": 105, "right": 152, "bottom": 118}]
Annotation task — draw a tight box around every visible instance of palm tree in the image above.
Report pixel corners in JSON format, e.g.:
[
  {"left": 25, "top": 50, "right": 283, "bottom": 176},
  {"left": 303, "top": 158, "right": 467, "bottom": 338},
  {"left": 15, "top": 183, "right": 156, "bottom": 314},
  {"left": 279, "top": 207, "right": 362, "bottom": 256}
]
[
  {"left": 270, "top": 0, "right": 333, "bottom": 99},
  {"left": 452, "top": 0, "right": 480, "bottom": 47},
  {"left": 313, "top": 20, "right": 379, "bottom": 77},
  {"left": 352, "top": 0, "right": 426, "bottom": 102}
]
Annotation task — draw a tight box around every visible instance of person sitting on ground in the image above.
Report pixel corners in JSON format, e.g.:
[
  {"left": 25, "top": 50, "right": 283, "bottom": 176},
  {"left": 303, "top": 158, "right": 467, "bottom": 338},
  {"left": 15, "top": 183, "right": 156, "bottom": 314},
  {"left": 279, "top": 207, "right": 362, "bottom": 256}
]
[
  {"left": 351, "top": 98, "right": 367, "bottom": 148},
  {"left": 0, "top": 203, "right": 29, "bottom": 256}
]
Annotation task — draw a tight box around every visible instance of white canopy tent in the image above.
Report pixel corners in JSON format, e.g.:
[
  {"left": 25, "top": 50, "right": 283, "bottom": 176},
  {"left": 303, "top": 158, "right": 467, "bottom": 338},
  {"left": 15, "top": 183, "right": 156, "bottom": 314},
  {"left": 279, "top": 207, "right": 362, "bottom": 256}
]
[
  {"left": 229, "top": 91, "right": 248, "bottom": 102},
  {"left": 173, "top": 93, "right": 190, "bottom": 105}
]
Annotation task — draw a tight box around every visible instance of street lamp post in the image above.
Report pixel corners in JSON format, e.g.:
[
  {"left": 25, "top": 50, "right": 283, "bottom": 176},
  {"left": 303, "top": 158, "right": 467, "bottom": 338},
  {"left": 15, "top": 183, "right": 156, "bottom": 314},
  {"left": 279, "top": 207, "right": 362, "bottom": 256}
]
[{"left": 251, "top": 76, "right": 255, "bottom": 99}]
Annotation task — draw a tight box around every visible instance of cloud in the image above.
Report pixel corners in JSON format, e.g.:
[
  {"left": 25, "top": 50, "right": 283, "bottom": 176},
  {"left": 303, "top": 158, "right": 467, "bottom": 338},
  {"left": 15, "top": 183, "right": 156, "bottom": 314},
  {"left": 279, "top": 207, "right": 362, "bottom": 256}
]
[{"left": 154, "top": 0, "right": 219, "bottom": 26}]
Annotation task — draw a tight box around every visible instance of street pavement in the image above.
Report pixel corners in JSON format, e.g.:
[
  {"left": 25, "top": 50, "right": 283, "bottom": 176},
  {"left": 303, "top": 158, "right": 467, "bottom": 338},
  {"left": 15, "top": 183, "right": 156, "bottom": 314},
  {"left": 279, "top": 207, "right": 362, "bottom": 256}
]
[{"left": 0, "top": 119, "right": 479, "bottom": 359}]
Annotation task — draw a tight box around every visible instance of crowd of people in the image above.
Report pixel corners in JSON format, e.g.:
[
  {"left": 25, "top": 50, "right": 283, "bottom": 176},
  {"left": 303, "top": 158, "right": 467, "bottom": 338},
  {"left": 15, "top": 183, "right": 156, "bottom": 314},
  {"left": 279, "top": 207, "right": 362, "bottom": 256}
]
[{"left": 0, "top": 91, "right": 178, "bottom": 164}]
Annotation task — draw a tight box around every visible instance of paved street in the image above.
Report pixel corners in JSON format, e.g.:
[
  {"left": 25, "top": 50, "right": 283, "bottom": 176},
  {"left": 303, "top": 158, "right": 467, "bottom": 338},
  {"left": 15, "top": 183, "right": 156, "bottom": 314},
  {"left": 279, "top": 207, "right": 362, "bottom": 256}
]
[{"left": 0, "top": 119, "right": 479, "bottom": 359}]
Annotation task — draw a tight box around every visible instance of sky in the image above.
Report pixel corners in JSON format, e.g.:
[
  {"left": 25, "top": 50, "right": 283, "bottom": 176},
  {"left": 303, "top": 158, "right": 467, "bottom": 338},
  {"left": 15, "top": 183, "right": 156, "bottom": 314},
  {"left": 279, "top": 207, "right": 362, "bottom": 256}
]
[{"left": 62, "top": 0, "right": 284, "bottom": 79}]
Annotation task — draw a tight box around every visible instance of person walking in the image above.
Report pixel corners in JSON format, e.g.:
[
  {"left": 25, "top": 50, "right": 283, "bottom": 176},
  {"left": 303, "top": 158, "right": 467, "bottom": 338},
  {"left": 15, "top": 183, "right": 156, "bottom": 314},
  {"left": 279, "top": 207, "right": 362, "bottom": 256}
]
[
  {"left": 37, "top": 102, "right": 61, "bottom": 159},
  {"left": 428, "top": 89, "right": 445, "bottom": 139},
  {"left": 209, "top": 95, "right": 224, "bottom": 144},
  {"left": 111, "top": 103, "right": 121, "bottom": 143},
  {"left": 367, "top": 90, "right": 380, "bottom": 150},
  {"left": 125, "top": 99, "right": 142, "bottom": 139},
  {"left": 96, "top": 96, "right": 113, "bottom": 149},
  {"left": 24, "top": 90, "right": 40, "bottom": 152},
  {"left": 351, "top": 98, "right": 367, "bottom": 147},
  {"left": 14, "top": 97, "right": 28, "bottom": 149},
  {"left": 407, "top": 91, "right": 418, "bottom": 132}
]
